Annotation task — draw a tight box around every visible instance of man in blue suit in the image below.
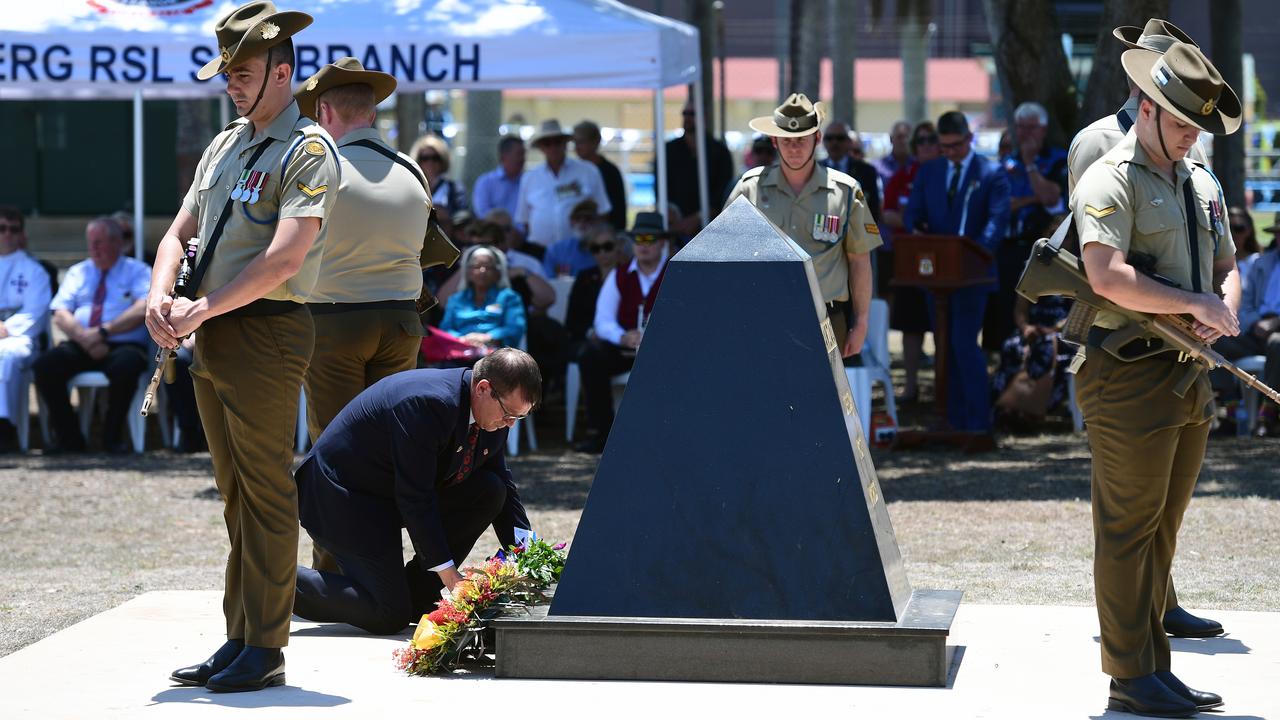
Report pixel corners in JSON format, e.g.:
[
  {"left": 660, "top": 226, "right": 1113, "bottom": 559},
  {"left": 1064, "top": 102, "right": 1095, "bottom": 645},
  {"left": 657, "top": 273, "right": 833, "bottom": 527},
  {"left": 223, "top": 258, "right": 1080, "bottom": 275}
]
[
  {"left": 292, "top": 348, "right": 539, "bottom": 635},
  {"left": 905, "top": 111, "right": 1010, "bottom": 432}
]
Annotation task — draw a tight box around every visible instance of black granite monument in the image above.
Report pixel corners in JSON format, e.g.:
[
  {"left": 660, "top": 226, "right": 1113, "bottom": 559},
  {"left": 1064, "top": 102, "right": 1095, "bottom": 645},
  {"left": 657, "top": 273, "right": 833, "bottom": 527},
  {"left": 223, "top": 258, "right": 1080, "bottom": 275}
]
[{"left": 496, "top": 198, "right": 961, "bottom": 686}]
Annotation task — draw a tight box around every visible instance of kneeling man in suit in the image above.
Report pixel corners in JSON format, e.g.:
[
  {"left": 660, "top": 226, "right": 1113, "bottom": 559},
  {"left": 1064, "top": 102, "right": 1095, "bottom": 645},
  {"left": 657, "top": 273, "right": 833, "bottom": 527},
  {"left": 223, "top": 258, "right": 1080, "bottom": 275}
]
[{"left": 293, "top": 347, "right": 540, "bottom": 635}]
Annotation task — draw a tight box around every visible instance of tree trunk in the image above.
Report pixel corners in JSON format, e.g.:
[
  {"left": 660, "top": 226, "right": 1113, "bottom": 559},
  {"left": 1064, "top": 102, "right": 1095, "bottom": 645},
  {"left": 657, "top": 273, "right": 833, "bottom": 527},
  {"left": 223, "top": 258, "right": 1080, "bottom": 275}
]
[
  {"left": 789, "top": 0, "right": 824, "bottom": 98},
  {"left": 900, "top": 10, "right": 928, "bottom": 124},
  {"left": 829, "top": 0, "right": 857, "bottom": 127},
  {"left": 1211, "top": 0, "right": 1245, "bottom": 208},
  {"left": 688, "top": 0, "right": 715, "bottom": 132},
  {"left": 1080, "top": 0, "right": 1169, "bottom": 130},
  {"left": 982, "top": 0, "right": 1077, "bottom": 148}
]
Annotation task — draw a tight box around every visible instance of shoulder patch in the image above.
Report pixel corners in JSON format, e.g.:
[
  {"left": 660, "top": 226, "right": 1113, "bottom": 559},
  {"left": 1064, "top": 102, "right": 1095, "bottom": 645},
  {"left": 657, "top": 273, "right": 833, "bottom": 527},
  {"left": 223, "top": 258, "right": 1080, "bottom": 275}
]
[
  {"left": 303, "top": 141, "right": 327, "bottom": 157},
  {"left": 1084, "top": 204, "right": 1117, "bottom": 219},
  {"left": 864, "top": 223, "right": 880, "bottom": 235}
]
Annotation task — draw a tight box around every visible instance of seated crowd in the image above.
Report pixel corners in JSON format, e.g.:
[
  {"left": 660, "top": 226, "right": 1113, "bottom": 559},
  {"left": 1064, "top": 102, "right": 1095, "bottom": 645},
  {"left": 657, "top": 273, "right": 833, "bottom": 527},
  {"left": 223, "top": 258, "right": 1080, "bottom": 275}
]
[{"left": 8, "top": 101, "right": 1278, "bottom": 454}]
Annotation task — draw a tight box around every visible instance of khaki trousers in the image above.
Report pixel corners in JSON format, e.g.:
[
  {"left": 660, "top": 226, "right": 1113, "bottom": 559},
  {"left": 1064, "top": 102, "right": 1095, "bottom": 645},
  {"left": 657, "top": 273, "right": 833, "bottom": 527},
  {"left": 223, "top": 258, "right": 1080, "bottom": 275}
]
[
  {"left": 1074, "top": 346, "right": 1212, "bottom": 678},
  {"left": 191, "top": 306, "right": 314, "bottom": 648},
  {"left": 304, "top": 307, "right": 422, "bottom": 441},
  {"left": 305, "top": 306, "right": 421, "bottom": 572}
]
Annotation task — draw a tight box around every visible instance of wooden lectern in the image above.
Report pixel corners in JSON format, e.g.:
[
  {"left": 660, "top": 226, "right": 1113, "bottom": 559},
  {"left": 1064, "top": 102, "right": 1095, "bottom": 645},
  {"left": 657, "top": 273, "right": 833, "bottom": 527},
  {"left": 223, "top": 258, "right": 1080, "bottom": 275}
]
[{"left": 891, "top": 233, "right": 995, "bottom": 451}]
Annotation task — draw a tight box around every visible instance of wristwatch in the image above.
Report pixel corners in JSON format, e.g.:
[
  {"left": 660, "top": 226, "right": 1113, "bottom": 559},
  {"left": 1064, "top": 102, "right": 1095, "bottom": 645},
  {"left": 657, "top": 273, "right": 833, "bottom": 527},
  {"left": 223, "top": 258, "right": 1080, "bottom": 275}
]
[{"left": 97, "top": 326, "right": 110, "bottom": 340}]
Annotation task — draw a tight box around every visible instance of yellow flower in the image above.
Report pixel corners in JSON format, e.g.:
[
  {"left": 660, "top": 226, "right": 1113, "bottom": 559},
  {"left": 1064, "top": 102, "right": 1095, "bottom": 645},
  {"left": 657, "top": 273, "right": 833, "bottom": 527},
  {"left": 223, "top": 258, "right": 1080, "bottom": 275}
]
[{"left": 412, "top": 619, "right": 444, "bottom": 651}]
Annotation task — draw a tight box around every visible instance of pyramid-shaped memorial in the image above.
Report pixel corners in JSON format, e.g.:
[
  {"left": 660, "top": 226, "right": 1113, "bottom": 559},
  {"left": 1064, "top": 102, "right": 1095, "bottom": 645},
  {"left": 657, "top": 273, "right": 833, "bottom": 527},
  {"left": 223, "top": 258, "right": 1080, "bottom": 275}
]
[{"left": 549, "top": 197, "right": 911, "bottom": 622}]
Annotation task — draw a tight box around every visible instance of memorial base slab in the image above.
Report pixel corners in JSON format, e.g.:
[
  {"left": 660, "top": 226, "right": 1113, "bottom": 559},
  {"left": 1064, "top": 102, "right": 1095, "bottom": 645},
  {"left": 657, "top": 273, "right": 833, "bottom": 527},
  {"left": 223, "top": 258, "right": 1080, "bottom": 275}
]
[{"left": 495, "top": 589, "right": 961, "bottom": 686}]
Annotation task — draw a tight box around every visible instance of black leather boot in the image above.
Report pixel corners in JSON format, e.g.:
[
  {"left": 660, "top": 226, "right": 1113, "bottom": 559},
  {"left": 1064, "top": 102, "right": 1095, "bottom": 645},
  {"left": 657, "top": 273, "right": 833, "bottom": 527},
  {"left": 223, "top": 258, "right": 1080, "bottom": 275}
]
[
  {"left": 1163, "top": 605, "right": 1224, "bottom": 638},
  {"left": 1155, "top": 670, "right": 1224, "bottom": 710},
  {"left": 1108, "top": 674, "right": 1198, "bottom": 718}
]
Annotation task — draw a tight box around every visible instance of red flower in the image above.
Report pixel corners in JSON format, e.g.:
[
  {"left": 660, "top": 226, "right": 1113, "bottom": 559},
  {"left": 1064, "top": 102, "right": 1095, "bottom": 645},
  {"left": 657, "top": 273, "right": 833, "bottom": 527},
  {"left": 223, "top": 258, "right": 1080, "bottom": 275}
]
[{"left": 427, "top": 608, "right": 447, "bottom": 626}]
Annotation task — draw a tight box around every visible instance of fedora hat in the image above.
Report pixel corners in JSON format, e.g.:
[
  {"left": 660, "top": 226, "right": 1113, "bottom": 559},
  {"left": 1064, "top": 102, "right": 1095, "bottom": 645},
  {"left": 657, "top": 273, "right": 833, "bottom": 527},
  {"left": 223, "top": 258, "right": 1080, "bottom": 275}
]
[
  {"left": 1113, "top": 18, "right": 1198, "bottom": 54},
  {"left": 628, "top": 211, "right": 670, "bottom": 240},
  {"left": 294, "top": 57, "right": 397, "bottom": 120},
  {"left": 748, "top": 93, "right": 827, "bottom": 138},
  {"left": 1123, "top": 42, "right": 1242, "bottom": 136},
  {"left": 529, "top": 119, "right": 572, "bottom": 147},
  {"left": 196, "top": 1, "right": 312, "bottom": 81}
]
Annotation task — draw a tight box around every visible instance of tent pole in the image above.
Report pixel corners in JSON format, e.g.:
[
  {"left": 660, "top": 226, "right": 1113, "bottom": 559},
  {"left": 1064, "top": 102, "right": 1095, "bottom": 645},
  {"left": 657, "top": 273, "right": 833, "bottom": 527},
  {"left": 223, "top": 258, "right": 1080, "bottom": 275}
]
[
  {"left": 133, "top": 88, "right": 144, "bottom": 260},
  {"left": 693, "top": 76, "right": 710, "bottom": 228},
  {"left": 655, "top": 89, "right": 668, "bottom": 223}
]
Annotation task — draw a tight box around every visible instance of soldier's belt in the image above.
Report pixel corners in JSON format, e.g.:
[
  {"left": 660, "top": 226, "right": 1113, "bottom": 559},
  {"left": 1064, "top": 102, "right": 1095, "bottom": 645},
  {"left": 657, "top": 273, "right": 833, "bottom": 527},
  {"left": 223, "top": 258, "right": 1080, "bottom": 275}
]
[
  {"left": 307, "top": 299, "right": 417, "bottom": 315},
  {"left": 225, "top": 299, "right": 302, "bottom": 318}
]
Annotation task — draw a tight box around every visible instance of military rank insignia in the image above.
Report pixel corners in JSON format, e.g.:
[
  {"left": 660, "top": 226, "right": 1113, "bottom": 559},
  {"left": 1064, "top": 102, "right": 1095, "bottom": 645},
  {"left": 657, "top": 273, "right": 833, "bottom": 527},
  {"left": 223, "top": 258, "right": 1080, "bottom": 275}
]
[
  {"left": 303, "top": 141, "right": 327, "bottom": 156},
  {"left": 232, "top": 170, "right": 269, "bottom": 204},
  {"left": 812, "top": 213, "right": 841, "bottom": 242}
]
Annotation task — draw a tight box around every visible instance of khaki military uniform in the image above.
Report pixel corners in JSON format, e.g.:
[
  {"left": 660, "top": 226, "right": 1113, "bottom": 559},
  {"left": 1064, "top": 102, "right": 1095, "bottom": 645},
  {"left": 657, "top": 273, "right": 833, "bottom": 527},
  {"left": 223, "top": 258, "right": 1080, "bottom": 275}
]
[
  {"left": 1068, "top": 97, "right": 1209, "bottom": 195},
  {"left": 724, "top": 164, "right": 882, "bottom": 348},
  {"left": 305, "top": 127, "right": 430, "bottom": 441},
  {"left": 1071, "top": 131, "right": 1233, "bottom": 679},
  {"left": 182, "top": 100, "right": 339, "bottom": 649}
]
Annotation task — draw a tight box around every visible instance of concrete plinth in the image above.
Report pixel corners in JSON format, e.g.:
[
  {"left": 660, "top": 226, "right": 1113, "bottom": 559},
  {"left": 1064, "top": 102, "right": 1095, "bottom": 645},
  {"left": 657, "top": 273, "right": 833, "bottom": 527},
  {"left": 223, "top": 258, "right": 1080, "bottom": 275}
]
[
  {"left": 1, "top": 591, "right": 1277, "bottom": 719},
  {"left": 496, "top": 589, "right": 961, "bottom": 686}
]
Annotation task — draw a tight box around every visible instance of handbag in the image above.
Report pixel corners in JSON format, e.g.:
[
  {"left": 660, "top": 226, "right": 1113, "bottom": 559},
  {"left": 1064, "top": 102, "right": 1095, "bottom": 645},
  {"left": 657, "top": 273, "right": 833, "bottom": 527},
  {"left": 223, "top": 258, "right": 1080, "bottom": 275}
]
[{"left": 420, "top": 326, "right": 491, "bottom": 364}]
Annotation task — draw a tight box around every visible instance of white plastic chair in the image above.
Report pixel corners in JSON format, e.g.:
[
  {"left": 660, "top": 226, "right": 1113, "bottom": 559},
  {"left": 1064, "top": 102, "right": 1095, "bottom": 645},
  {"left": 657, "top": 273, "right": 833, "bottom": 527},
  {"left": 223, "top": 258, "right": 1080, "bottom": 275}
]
[
  {"left": 843, "top": 298, "right": 897, "bottom": 443},
  {"left": 564, "top": 363, "right": 630, "bottom": 442},
  {"left": 1236, "top": 355, "right": 1267, "bottom": 435},
  {"left": 37, "top": 368, "right": 170, "bottom": 453}
]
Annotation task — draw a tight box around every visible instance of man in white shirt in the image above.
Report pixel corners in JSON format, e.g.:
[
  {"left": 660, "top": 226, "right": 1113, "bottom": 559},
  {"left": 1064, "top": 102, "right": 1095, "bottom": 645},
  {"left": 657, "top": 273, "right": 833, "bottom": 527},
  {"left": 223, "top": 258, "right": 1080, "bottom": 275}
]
[
  {"left": 0, "top": 207, "right": 52, "bottom": 452},
  {"left": 34, "top": 217, "right": 151, "bottom": 453},
  {"left": 575, "top": 212, "right": 669, "bottom": 453},
  {"left": 515, "top": 119, "right": 610, "bottom": 251}
]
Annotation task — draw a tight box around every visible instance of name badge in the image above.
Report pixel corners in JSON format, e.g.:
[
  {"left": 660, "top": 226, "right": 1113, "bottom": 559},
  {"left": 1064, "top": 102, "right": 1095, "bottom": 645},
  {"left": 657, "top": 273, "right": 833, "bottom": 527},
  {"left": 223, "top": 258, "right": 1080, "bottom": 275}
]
[
  {"left": 486, "top": 303, "right": 503, "bottom": 313},
  {"left": 812, "top": 213, "right": 841, "bottom": 243},
  {"left": 555, "top": 181, "right": 583, "bottom": 200}
]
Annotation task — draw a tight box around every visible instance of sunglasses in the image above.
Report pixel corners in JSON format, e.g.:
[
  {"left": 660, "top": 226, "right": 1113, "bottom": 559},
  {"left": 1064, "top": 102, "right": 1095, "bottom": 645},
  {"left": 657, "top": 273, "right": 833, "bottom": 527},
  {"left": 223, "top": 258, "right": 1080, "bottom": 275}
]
[
  {"left": 824, "top": 134, "right": 850, "bottom": 142},
  {"left": 0, "top": 223, "right": 20, "bottom": 234},
  {"left": 417, "top": 154, "right": 442, "bottom": 163},
  {"left": 632, "top": 233, "right": 666, "bottom": 245},
  {"left": 914, "top": 135, "right": 939, "bottom": 146},
  {"left": 589, "top": 241, "right": 616, "bottom": 253}
]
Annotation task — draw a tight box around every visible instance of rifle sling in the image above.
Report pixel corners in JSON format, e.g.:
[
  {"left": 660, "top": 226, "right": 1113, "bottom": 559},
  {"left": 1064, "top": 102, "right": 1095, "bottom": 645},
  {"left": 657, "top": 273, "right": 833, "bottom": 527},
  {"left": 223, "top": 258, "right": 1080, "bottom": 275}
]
[
  {"left": 184, "top": 138, "right": 277, "bottom": 300},
  {"left": 1182, "top": 178, "right": 1203, "bottom": 293}
]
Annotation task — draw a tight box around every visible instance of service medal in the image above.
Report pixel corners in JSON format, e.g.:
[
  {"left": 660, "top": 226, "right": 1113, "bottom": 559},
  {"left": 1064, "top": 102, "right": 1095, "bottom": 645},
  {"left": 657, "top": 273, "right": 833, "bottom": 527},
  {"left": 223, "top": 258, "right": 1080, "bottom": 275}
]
[
  {"left": 251, "top": 172, "right": 269, "bottom": 204},
  {"left": 231, "top": 169, "right": 250, "bottom": 202}
]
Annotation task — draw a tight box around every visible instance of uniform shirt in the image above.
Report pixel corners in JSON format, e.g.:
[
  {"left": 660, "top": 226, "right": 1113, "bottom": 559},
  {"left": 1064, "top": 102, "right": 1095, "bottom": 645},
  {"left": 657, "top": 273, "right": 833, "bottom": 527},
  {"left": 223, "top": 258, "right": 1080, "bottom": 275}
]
[
  {"left": 724, "top": 164, "right": 882, "bottom": 303},
  {"left": 51, "top": 256, "right": 151, "bottom": 345},
  {"left": 0, "top": 249, "right": 51, "bottom": 339},
  {"left": 542, "top": 236, "right": 597, "bottom": 278},
  {"left": 1072, "top": 131, "right": 1234, "bottom": 331},
  {"left": 310, "top": 128, "right": 428, "bottom": 304},
  {"left": 471, "top": 167, "right": 523, "bottom": 219},
  {"left": 515, "top": 158, "right": 611, "bottom": 247},
  {"left": 181, "top": 101, "right": 339, "bottom": 303},
  {"left": 1068, "top": 97, "right": 1208, "bottom": 195}
]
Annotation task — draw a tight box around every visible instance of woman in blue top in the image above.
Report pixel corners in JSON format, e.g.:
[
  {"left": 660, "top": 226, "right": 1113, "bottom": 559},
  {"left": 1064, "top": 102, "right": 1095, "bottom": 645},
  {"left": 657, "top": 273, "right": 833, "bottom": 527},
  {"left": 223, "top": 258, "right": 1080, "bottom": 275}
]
[{"left": 439, "top": 246, "right": 526, "bottom": 348}]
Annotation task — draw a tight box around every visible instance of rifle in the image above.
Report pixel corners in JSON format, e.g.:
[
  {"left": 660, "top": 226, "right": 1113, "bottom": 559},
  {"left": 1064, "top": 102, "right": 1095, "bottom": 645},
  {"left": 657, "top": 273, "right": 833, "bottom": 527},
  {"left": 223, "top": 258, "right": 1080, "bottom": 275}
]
[
  {"left": 1016, "top": 233, "right": 1280, "bottom": 404},
  {"left": 140, "top": 239, "right": 198, "bottom": 417}
]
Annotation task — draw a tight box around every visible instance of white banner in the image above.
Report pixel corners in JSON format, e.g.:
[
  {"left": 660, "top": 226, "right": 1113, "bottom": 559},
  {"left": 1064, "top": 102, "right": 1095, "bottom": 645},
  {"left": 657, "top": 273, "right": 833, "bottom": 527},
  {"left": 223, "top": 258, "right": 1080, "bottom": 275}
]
[{"left": 0, "top": 0, "right": 699, "bottom": 99}]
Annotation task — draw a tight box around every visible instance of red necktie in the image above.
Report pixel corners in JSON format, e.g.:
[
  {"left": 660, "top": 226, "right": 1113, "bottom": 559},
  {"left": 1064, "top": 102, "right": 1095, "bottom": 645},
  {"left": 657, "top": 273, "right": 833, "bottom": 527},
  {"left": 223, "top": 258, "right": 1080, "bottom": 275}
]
[
  {"left": 88, "top": 271, "right": 109, "bottom": 328},
  {"left": 454, "top": 423, "right": 480, "bottom": 485}
]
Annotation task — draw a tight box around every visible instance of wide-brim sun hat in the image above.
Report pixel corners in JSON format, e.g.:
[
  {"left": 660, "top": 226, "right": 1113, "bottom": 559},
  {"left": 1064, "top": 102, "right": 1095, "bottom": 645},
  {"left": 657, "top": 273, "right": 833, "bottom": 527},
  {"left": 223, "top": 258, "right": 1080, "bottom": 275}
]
[
  {"left": 748, "top": 93, "right": 827, "bottom": 138},
  {"left": 294, "top": 57, "right": 397, "bottom": 120},
  {"left": 1122, "top": 42, "right": 1241, "bottom": 136},
  {"left": 196, "top": 1, "right": 312, "bottom": 81}
]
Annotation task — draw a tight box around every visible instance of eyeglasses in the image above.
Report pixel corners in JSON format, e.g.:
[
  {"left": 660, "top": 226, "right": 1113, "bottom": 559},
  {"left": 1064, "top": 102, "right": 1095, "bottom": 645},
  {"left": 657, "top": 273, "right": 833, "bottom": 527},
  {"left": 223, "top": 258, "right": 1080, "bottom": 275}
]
[
  {"left": 417, "top": 154, "right": 442, "bottom": 163},
  {"left": 0, "top": 223, "right": 20, "bottom": 234},
  {"left": 589, "top": 241, "right": 616, "bottom": 253},
  {"left": 632, "top": 233, "right": 666, "bottom": 245},
  {"left": 939, "top": 137, "right": 969, "bottom": 151},
  {"left": 494, "top": 393, "right": 529, "bottom": 422},
  {"left": 915, "top": 135, "right": 939, "bottom": 146}
]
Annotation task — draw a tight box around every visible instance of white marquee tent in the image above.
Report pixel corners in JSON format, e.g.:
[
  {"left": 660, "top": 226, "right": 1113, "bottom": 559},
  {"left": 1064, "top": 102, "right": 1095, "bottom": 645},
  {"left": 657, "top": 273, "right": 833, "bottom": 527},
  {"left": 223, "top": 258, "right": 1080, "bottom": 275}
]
[{"left": 0, "top": 0, "right": 708, "bottom": 257}]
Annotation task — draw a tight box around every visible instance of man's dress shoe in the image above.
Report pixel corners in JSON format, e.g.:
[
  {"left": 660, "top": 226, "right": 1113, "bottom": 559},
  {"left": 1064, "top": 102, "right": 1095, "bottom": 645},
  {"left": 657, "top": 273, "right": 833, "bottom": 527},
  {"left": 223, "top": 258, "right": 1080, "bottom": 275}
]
[
  {"left": 1155, "top": 670, "right": 1224, "bottom": 711},
  {"left": 1108, "top": 674, "right": 1198, "bottom": 718},
  {"left": 169, "top": 639, "right": 244, "bottom": 687},
  {"left": 1164, "top": 605, "right": 1225, "bottom": 638},
  {"left": 206, "top": 646, "right": 285, "bottom": 693}
]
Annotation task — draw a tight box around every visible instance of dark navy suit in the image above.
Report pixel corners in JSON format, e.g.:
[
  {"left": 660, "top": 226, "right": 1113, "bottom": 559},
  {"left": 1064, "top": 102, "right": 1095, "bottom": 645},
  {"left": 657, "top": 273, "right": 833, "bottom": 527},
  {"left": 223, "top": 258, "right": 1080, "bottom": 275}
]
[
  {"left": 904, "top": 152, "right": 1010, "bottom": 431},
  {"left": 293, "top": 368, "right": 529, "bottom": 634}
]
